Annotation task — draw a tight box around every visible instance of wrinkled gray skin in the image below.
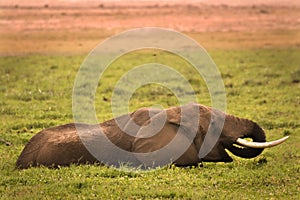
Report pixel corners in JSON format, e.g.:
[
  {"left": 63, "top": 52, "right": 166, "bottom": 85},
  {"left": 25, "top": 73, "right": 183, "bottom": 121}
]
[{"left": 16, "top": 103, "right": 266, "bottom": 169}]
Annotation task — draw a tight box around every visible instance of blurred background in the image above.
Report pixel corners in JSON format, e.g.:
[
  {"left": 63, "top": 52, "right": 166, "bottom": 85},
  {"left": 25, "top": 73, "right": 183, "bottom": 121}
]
[{"left": 0, "top": 0, "right": 299, "bottom": 55}]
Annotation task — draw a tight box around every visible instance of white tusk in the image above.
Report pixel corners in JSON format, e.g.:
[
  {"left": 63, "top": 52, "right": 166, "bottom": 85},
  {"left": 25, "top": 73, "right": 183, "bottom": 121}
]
[{"left": 236, "top": 136, "right": 289, "bottom": 149}]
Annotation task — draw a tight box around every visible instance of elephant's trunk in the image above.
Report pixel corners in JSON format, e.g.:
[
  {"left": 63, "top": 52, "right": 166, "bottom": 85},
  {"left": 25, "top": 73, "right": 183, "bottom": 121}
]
[{"left": 225, "top": 117, "right": 267, "bottom": 158}]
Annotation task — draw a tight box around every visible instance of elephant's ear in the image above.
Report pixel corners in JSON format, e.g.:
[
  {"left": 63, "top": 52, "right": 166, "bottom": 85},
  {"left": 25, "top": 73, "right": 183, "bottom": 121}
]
[
  {"left": 166, "top": 103, "right": 200, "bottom": 135},
  {"left": 116, "top": 108, "right": 163, "bottom": 137},
  {"left": 165, "top": 106, "right": 181, "bottom": 125}
]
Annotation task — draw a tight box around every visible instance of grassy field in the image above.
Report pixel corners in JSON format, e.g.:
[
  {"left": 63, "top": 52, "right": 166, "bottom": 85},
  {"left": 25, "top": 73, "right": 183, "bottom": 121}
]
[{"left": 0, "top": 46, "right": 299, "bottom": 199}]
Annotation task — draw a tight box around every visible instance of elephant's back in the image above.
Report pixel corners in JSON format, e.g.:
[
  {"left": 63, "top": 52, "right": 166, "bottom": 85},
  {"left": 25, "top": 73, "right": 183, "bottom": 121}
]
[{"left": 16, "top": 123, "right": 96, "bottom": 168}]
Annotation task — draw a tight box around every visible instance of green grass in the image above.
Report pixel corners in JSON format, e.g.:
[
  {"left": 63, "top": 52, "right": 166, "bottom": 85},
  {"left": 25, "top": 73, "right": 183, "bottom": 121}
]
[{"left": 0, "top": 49, "right": 299, "bottom": 199}]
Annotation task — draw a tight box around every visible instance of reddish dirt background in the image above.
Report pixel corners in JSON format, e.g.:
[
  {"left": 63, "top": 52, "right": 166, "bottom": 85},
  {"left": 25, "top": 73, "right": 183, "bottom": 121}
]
[{"left": 0, "top": 0, "right": 299, "bottom": 55}]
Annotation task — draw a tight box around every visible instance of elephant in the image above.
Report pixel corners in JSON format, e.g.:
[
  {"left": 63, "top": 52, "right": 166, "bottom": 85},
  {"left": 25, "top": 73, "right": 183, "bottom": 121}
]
[{"left": 16, "top": 103, "right": 288, "bottom": 169}]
